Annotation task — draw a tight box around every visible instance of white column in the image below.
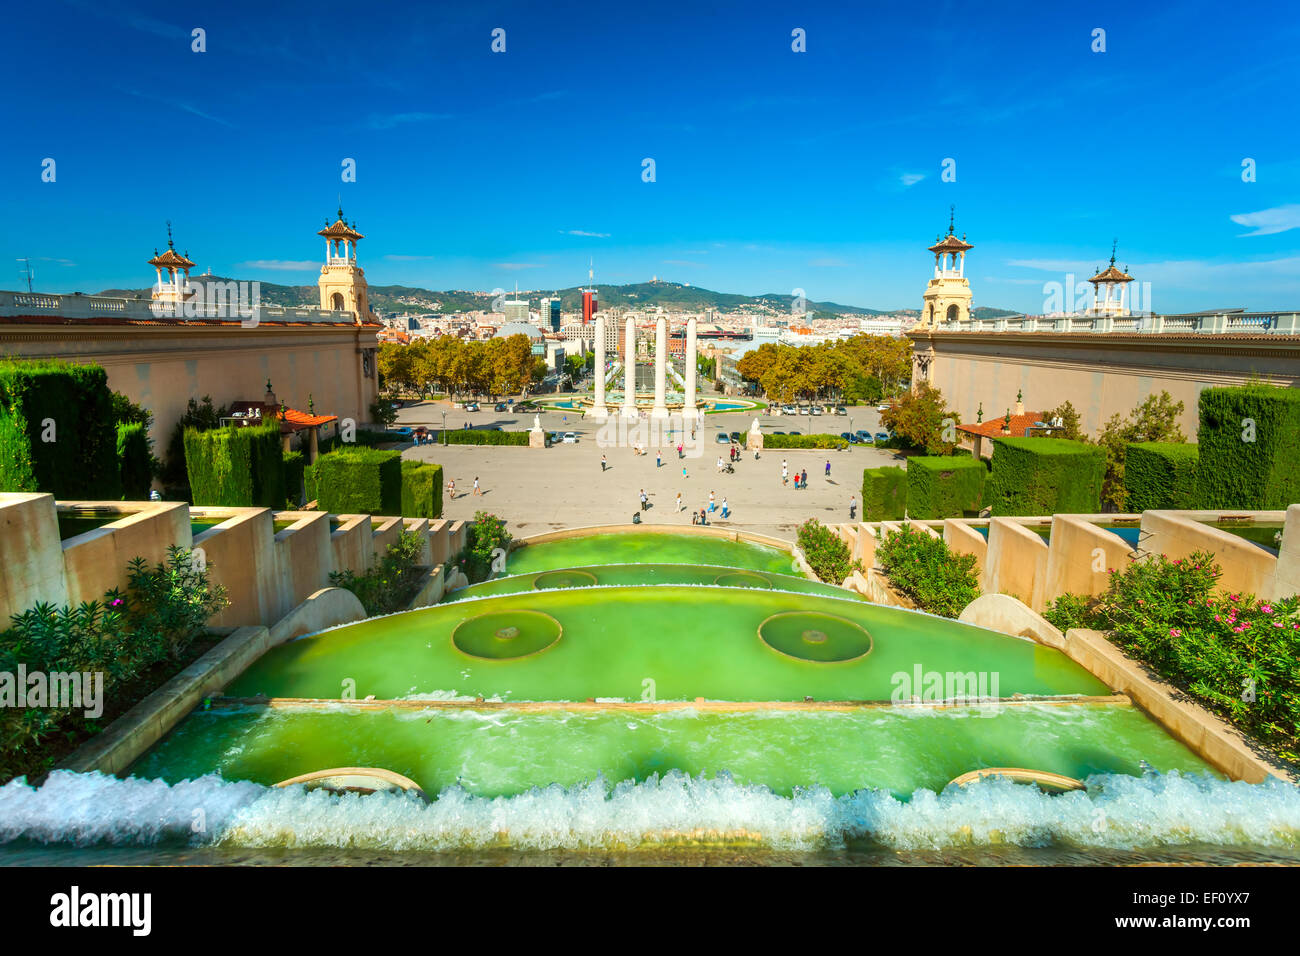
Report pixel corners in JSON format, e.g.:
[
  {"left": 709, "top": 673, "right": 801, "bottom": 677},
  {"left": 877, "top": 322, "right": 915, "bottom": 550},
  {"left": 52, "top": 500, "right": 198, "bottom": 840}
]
[
  {"left": 683, "top": 316, "right": 698, "bottom": 417},
  {"left": 621, "top": 317, "right": 638, "bottom": 418},
  {"left": 592, "top": 314, "right": 609, "bottom": 420},
  {"left": 651, "top": 315, "right": 669, "bottom": 419}
]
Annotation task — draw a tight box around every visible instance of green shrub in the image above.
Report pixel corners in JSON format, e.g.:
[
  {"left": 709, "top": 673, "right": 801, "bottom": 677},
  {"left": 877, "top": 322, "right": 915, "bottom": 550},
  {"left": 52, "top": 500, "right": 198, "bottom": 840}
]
[
  {"left": 795, "top": 519, "right": 862, "bottom": 584},
  {"left": 875, "top": 525, "right": 981, "bottom": 618},
  {"left": 1123, "top": 442, "right": 1199, "bottom": 512},
  {"left": 0, "top": 546, "right": 228, "bottom": 781},
  {"left": 1043, "top": 593, "right": 1101, "bottom": 632},
  {"left": 313, "top": 447, "right": 402, "bottom": 515},
  {"left": 329, "top": 531, "right": 426, "bottom": 616},
  {"left": 1053, "top": 552, "right": 1299, "bottom": 761},
  {"left": 985, "top": 437, "right": 1105, "bottom": 515},
  {"left": 906, "top": 455, "right": 986, "bottom": 519},
  {"left": 862, "top": 466, "right": 906, "bottom": 520},
  {"left": 763, "top": 433, "right": 848, "bottom": 450},
  {"left": 1195, "top": 384, "right": 1300, "bottom": 508},
  {"left": 282, "top": 450, "right": 306, "bottom": 508},
  {"left": 452, "top": 511, "right": 513, "bottom": 584},
  {"left": 433, "top": 429, "right": 531, "bottom": 446},
  {"left": 304, "top": 461, "right": 319, "bottom": 506},
  {"left": 183, "top": 422, "right": 284, "bottom": 507},
  {"left": 317, "top": 428, "right": 393, "bottom": 454},
  {"left": 116, "top": 423, "right": 153, "bottom": 500},
  {"left": 401, "top": 460, "right": 443, "bottom": 518},
  {"left": 0, "top": 359, "right": 120, "bottom": 499}
]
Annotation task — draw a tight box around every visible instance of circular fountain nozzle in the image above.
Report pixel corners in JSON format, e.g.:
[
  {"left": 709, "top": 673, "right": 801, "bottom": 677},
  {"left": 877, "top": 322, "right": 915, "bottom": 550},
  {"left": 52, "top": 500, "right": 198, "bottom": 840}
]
[
  {"left": 713, "top": 571, "right": 773, "bottom": 589},
  {"left": 453, "top": 609, "right": 563, "bottom": 660},
  {"left": 533, "top": 569, "right": 599, "bottom": 590},
  {"left": 758, "top": 611, "right": 872, "bottom": 663}
]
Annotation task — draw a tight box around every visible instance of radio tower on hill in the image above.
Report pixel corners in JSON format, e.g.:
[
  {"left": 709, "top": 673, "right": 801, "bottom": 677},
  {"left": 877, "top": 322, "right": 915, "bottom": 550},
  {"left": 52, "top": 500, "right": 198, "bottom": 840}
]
[{"left": 581, "top": 258, "right": 598, "bottom": 326}]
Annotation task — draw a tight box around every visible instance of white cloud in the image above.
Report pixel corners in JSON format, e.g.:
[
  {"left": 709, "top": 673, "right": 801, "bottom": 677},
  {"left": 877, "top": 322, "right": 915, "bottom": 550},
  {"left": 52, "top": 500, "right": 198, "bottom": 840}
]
[
  {"left": 236, "top": 260, "right": 319, "bottom": 271},
  {"left": 561, "top": 230, "right": 611, "bottom": 238},
  {"left": 1230, "top": 204, "right": 1300, "bottom": 237},
  {"left": 900, "top": 173, "right": 926, "bottom": 186}
]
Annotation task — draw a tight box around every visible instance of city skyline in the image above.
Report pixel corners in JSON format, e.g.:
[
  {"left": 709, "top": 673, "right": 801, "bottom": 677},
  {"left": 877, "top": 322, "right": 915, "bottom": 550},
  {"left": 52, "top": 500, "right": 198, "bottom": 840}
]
[{"left": 4, "top": 0, "right": 1300, "bottom": 312}]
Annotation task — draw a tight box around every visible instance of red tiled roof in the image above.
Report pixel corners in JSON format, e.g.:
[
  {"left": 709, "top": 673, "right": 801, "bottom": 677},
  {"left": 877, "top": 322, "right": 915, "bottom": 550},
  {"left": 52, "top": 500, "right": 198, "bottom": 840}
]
[
  {"left": 282, "top": 408, "right": 338, "bottom": 428},
  {"left": 958, "top": 412, "right": 1045, "bottom": 438}
]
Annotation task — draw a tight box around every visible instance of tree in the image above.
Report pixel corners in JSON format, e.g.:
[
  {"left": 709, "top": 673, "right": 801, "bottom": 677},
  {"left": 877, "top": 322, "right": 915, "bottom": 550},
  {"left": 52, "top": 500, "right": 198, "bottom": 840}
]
[
  {"left": 880, "top": 382, "right": 960, "bottom": 455},
  {"left": 1043, "top": 400, "right": 1083, "bottom": 441},
  {"left": 1095, "top": 391, "right": 1186, "bottom": 510},
  {"left": 737, "top": 343, "right": 779, "bottom": 383}
]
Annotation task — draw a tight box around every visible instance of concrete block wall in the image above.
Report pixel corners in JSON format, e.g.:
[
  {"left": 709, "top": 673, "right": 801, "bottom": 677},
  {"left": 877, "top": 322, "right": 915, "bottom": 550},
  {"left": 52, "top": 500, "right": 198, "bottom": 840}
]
[
  {"left": 983, "top": 518, "right": 1050, "bottom": 611},
  {"left": 0, "top": 493, "right": 465, "bottom": 629}
]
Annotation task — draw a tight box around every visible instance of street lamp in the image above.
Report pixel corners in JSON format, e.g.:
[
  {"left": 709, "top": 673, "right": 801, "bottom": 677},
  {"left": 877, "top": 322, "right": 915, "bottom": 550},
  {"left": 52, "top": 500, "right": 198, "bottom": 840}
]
[{"left": 441, "top": 410, "right": 447, "bottom": 447}]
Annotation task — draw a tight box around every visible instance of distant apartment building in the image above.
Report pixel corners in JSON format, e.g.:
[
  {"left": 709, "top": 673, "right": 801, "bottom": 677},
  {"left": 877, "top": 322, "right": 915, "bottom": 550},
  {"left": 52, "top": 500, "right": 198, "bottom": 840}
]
[
  {"left": 539, "top": 297, "right": 562, "bottom": 332},
  {"left": 503, "top": 298, "right": 529, "bottom": 324}
]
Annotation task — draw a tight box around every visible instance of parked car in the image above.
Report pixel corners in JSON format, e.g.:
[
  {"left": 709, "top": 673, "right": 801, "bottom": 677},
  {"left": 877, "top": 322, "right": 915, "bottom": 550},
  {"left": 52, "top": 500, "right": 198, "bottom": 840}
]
[
  {"left": 562, "top": 432, "right": 578, "bottom": 444},
  {"left": 782, "top": 405, "right": 797, "bottom": 415},
  {"left": 875, "top": 403, "right": 890, "bottom": 412},
  {"left": 798, "top": 406, "right": 810, "bottom": 415},
  {"left": 729, "top": 431, "right": 743, "bottom": 443},
  {"left": 787, "top": 430, "right": 801, "bottom": 436},
  {"left": 875, "top": 432, "right": 890, "bottom": 444},
  {"left": 715, "top": 432, "right": 730, "bottom": 444},
  {"left": 773, "top": 430, "right": 786, "bottom": 435},
  {"left": 834, "top": 406, "right": 847, "bottom": 416},
  {"left": 494, "top": 403, "right": 507, "bottom": 412},
  {"left": 840, "top": 432, "right": 855, "bottom": 444},
  {"left": 855, "top": 430, "right": 873, "bottom": 444},
  {"left": 810, "top": 406, "right": 823, "bottom": 416},
  {"left": 549, "top": 431, "right": 562, "bottom": 444},
  {"left": 464, "top": 402, "right": 480, "bottom": 412}
]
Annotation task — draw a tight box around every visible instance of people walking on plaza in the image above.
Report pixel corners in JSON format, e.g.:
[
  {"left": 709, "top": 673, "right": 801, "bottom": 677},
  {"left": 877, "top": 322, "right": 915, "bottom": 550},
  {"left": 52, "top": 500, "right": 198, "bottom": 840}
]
[
  {"left": 656, "top": 450, "right": 662, "bottom": 468},
  {"left": 717, "top": 455, "right": 724, "bottom": 473},
  {"left": 781, "top": 460, "right": 788, "bottom": 485},
  {"left": 801, "top": 468, "right": 808, "bottom": 489},
  {"left": 473, "top": 476, "right": 482, "bottom": 496},
  {"left": 849, "top": 495, "right": 857, "bottom": 520},
  {"left": 825, "top": 460, "right": 831, "bottom": 479},
  {"left": 676, "top": 492, "right": 683, "bottom": 512},
  {"left": 677, "top": 443, "right": 683, "bottom": 459},
  {"left": 447, "top": 478, "right": 455, "bottom": 500},
  {"left": 601, "top": 454, "right": 607, "bottom": 472},
  {"left": 682, "top": 464, "right": 688, "bottom": 479},
  {"left": 699, "top": 508, "right": 708, "bottom": 526},
  {"left": 721, "top": 496, "right": 730, "bottom": 518},
  {"left": 793, "top": 472, "right": 800, "bottom": 490},
  {"left": 708, "top": 491, "right": 716, "bottom": 512},
  {"left": 691, "top": 510, "right": 700, "bottom": 525},
  {"left": 640, "top": 489, "right": 648, "bottom": 511}
]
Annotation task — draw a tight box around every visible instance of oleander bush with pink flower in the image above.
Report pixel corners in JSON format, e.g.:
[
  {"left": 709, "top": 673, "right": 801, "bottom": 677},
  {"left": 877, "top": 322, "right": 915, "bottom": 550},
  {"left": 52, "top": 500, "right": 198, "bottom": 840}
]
[{"left": 1045, "top": 551, "right": 1299, "bottom": 762}]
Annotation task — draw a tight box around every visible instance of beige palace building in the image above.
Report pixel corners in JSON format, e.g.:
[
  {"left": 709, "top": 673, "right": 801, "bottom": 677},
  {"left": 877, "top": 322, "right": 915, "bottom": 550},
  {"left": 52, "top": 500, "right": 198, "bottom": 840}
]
[
  {"left": 909, "top": 225, "right": 1300, "bottom": 435},
  {"left": 0, "top": 210, "right": 381, "bottom": 446}
]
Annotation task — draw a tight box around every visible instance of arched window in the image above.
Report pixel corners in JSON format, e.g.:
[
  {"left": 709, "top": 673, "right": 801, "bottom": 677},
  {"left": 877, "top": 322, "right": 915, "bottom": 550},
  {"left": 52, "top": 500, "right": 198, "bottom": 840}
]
[
  {"left": 331, "top": 292, "right": 345, "bottom": 311},
  {"left": 946, "top": 304, "right": 960, "bottom": 323}
]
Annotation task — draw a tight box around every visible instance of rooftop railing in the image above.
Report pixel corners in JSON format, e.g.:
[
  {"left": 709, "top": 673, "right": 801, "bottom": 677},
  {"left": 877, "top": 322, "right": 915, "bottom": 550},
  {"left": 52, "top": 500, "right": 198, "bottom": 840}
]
[
  {"left": 926, "top": 311, "right": 1300, "bottom": 335},
  {"left": 0, "top": 290, "right": 358, "bottom": 325}
]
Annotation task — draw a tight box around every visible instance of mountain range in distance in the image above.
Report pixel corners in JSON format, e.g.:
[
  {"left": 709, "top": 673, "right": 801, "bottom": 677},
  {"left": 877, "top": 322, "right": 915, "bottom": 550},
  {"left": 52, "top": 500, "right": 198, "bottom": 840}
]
[{"left": 97, "top": 276, "right": 1018, "bottom": 320}]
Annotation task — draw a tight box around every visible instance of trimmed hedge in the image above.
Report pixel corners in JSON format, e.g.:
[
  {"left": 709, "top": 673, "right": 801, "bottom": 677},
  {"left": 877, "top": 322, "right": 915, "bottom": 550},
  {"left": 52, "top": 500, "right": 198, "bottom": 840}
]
[
  {"left": 401, "top": 460, "right": 444, "bottom": 518},
  {"left": 0, "top": 359, "right": 120, "bottom": 499},
  {"left": 116, "top": 423, "right": 153, "bottom": 500},
  {"left": 183, "top": 422, "right": 285, "bottom": 507},
  {"left": 1124, "top": 442, "right": 1199, "bottom": 511},
  {"left": 764, "top": 433, "right": 848, "bottom": 450},
  {"left": 304, "top": 461, "right": 319, "bottom": 506},
  {"left": 906, "top": 455, "right": 986, "bottom": 519},
  {"left": 985, "top": 437, "right": 1105, "bottom": 515},
  {"left": 1195, "top": 384, "right": 1300, "bottom": 509},
  {"left": 433, "top": 429, "right": 531, "bottom": 446},
  {"left": 282, "top": 450, "right": 306, "bottom": 508},
  {"left": 313, "top": 447, "right": 402, "bottom": 515},
  {"left": 862, "top": 466, "right": 906, "bottom": 520}
]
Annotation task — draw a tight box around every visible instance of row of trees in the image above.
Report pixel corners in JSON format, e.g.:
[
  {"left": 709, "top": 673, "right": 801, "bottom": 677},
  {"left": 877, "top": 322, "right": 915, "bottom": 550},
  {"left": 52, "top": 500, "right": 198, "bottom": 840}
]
[
  {"left": 377, "top": 335, "right": 542, "bottom": 400},
  {"left": 735, "top": 335, "right": 912, "bottom": 404}
]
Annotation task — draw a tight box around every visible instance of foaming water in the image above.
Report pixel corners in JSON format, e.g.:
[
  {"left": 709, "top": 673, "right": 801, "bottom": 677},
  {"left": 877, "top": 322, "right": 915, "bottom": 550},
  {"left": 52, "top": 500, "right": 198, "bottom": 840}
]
[{"left": 2, "top": 769, "right": 1298, "bottom": 855}]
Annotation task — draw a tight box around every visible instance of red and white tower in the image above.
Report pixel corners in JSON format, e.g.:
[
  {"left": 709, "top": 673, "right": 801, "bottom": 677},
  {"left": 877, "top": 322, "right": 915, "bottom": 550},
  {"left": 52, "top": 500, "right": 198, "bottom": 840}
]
[{"left": 581, "top": 259, "right": 598, "bottom": 325}]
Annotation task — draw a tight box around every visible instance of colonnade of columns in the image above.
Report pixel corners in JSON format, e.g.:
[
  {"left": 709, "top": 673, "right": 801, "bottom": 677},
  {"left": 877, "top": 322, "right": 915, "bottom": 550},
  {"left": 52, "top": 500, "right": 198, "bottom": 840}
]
[{"left": 589, "top": 314, "right": 698, "bottom": 421}]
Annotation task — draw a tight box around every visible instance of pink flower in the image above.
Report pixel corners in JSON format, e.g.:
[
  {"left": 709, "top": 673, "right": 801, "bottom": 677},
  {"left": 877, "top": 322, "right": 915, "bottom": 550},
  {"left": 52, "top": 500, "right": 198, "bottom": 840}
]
[
  {"left": 1230, "top": 594, "right": 1239, "bottom": 602},
  {"left": 1169, "top": 628, "right": 1181, "bottom": 638},
  {"left": 1261, "top": 605, "right": 1273, "bottom": 614},
  {"left": 1173, "top": 559, "right": 1182, "bottom": 565},
  {"left": 1187, "top": 599, "right": 1194, "bottom": 605},
  {"left": 1215, "top": 615, "right": 1221, "bottom": 622},
  {"left": 110, "top": 598, "right": 123, "bottom": 607}
]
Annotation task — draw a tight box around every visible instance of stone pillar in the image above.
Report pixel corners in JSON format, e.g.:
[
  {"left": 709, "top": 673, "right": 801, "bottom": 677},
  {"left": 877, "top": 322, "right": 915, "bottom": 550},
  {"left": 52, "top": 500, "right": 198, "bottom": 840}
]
[
  {"left": 591, "top": 314, "right": 609, "bottom": 421},
  {"left": 651, "top": 315, "right": 669, "bottom": 419},
  {"left": 621, "top": 317, "right": 638, "bottom": 418},
  {"left": 683, "top": 316, "right": 698, "bottom": 418}
]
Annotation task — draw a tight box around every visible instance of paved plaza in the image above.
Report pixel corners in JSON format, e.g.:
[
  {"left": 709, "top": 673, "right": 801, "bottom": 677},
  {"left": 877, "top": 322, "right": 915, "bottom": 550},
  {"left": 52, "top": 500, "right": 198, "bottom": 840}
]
[{"left": 396, "top": 399, "right": 897, "bottom": 539}]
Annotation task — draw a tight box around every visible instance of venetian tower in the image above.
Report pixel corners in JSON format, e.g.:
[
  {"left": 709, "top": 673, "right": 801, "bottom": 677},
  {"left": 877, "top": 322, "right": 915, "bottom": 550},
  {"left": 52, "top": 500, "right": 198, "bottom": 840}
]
[
  {"left": 917, "top": 206, "right": 974, "bottom": 330},
  {"left": 1086, "top": 240, "right": 1134, "bottom": 317},
  {"left": 317, "top": 207, "right": 375, "bottom": 323},
  {"left": 148, "top": 222, "right": 196, "bottom": 309}
]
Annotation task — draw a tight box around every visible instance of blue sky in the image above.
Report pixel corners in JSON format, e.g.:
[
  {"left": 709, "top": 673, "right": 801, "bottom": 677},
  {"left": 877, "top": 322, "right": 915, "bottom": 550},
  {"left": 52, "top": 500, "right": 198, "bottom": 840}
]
[{"left": 3, "top": 0, "right": 1299, "bottom": 312}]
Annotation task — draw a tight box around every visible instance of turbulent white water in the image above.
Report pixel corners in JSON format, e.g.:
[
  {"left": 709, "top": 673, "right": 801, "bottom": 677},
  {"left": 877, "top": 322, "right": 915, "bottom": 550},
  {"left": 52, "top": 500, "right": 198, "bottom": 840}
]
[{"left": 1, "top": 769, "right": 1298, "bottom": 852}]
